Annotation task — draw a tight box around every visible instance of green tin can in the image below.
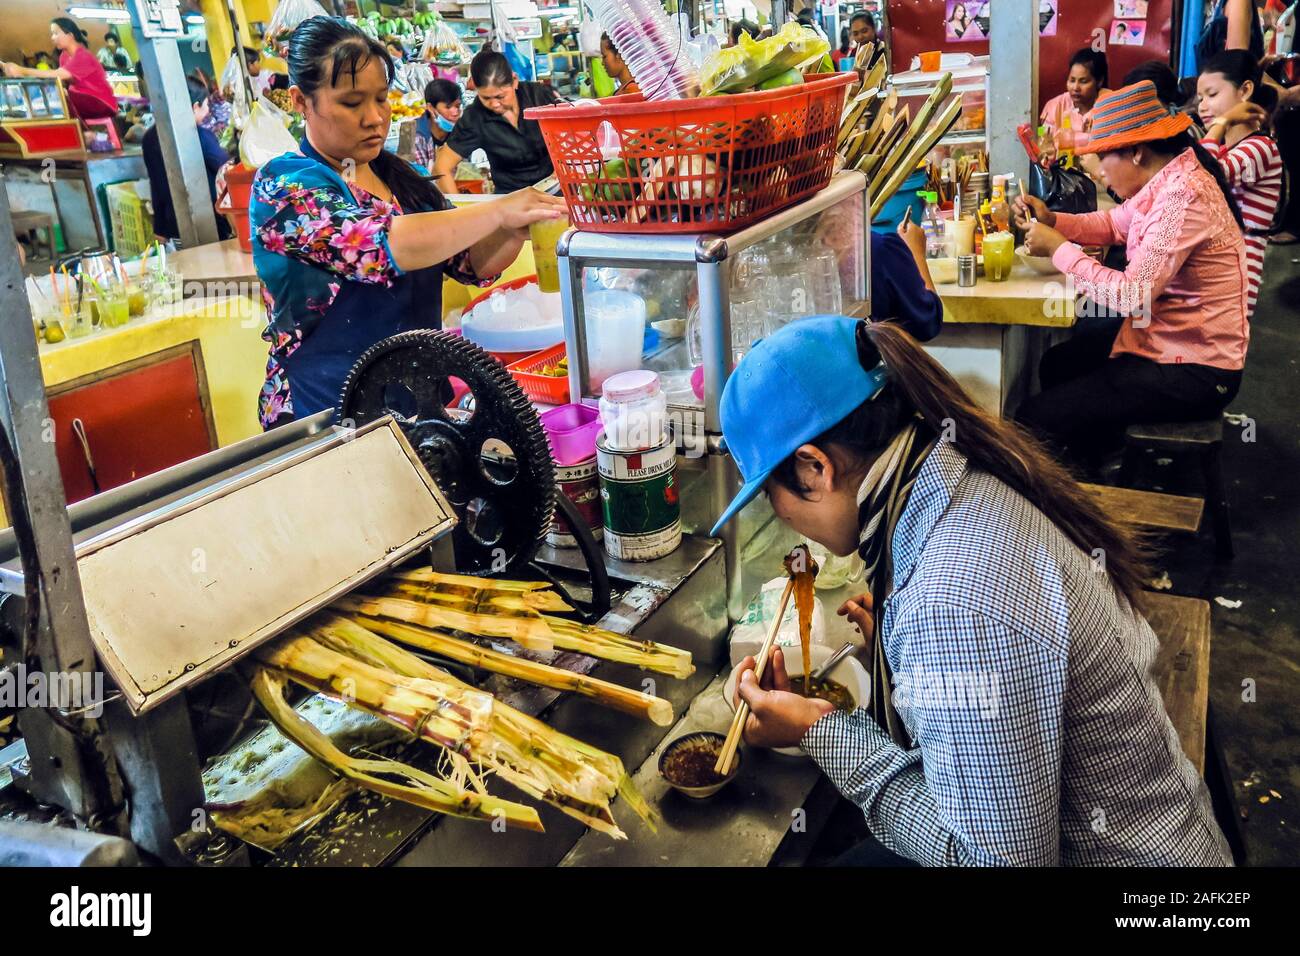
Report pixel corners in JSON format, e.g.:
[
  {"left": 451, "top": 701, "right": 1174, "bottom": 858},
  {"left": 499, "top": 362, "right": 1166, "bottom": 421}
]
[{"left": 596, "top": 429, "right": 681, "bottom": 562}]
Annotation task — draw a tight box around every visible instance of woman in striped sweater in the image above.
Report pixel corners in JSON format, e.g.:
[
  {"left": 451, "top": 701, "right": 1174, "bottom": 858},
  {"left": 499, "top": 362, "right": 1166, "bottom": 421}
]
[{"left": 1197, "top": 50, "right": 1284, "bottom": 317}]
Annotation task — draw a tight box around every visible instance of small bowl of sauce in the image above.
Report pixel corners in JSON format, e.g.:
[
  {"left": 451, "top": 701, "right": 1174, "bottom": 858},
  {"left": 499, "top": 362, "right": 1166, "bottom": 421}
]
[{"left": 659, "top": 732, "right": 739, "bottom": 799}]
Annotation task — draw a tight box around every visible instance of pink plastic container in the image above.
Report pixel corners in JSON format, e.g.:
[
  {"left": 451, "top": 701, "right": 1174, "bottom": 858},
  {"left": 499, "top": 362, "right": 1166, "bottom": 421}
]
[{"left": 541, "top": 403, "right": 604, "bottom": 466}]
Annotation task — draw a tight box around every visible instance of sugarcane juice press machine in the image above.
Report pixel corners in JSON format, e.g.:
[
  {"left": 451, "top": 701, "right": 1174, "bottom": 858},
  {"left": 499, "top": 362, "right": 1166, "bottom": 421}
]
[{"left": 0, "top": 172, "right": 869, "bottom": 867}]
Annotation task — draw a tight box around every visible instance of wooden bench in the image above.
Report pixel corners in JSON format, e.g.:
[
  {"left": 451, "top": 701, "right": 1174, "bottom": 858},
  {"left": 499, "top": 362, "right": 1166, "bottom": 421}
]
[
  {"left": 1080, "top": 482, "right": 1204, "bottom": 535},
  {"left": 1143, "top": 591, "right": 1211, "bottom": 774},
  {"left": 1121, "top": 417, "right": 1232, "bottom": 559}
]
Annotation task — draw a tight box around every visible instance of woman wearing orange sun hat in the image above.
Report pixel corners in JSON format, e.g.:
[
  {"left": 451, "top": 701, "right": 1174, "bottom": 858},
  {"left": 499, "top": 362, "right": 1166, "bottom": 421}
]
[{"left": 1012, "top": 80, "right": 1250, "bottom": 471}]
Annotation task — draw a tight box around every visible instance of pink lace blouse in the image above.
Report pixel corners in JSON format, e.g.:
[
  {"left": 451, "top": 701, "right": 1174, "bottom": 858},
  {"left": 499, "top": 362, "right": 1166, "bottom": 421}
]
[{"left": 1051, "top": 148, "right": 1249, "bottom": 371}]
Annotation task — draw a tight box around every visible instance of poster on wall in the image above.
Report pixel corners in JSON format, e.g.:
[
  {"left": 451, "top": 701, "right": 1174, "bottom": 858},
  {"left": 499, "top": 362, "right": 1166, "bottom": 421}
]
[
  {"left": 945, "top": 2, "right": 989, "bottom": 42},
  {"left": 1109, "top": 19, "right": 1149, "bottom": 45},
  {"left": 944, "top": 1, "right": 1058, "bottom": 43},
  {"left": 1115, "top": 1, "right": 1150, "bottom": 16}
]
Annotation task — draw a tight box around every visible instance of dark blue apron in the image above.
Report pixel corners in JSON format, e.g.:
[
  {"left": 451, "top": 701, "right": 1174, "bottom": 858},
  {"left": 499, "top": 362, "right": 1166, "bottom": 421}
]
[{"left": 280, "top": 141, "right": 447, "bottom": 420}]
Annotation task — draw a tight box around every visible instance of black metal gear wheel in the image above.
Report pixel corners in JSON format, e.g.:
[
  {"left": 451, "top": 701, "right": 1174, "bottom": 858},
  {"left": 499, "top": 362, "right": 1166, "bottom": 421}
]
[{"left": 338, "top": 330, "right": 556, "bottom": 574}]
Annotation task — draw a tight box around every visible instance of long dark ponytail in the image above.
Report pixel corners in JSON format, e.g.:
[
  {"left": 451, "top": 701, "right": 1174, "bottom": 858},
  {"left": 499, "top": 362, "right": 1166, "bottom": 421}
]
[
  {"left": 286, "top": 15, "right": 442, "bottom": 212},
  {"left": 772, "top": 321, "right": 1151, "bottom": 608}
]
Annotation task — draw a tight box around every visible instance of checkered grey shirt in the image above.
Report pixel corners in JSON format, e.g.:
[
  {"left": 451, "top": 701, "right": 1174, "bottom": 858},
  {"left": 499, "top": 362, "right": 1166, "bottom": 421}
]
[{"left": 801, "top": 439, "right": 1233, "bottom": 866}]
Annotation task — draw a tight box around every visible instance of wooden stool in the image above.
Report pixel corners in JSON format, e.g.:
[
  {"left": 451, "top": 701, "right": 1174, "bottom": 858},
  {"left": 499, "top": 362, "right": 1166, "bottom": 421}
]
[
  {"left": 11, "top": 209, "right": 55, "bottom": 261},
  {"left": 1079, "top": 483, "right": 1204, "bottom": 536},
  {"left": 1120, "top": 417, "right": 1232, "bottom": 559}
]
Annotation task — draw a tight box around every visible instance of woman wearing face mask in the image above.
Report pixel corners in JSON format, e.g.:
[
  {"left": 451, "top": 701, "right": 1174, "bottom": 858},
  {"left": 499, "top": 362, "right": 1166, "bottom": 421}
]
[
  {"left": 1, "top": 18, "right": 117, "bottom": 120},
  {"left": 412, "top": 78, "right": 462, "bottom": 168},
  {"left": 715, "top": 315, "right": 1231, "bottom": 866},
  {"left": 1012, "top": 81, "right": 1249, "bottom": 470},
  {"left": 1197, "top": 50, "right": 1283, "bottom": 317},
  {"left": 250, "top": 17, "right": 564, "bottom": 429}
]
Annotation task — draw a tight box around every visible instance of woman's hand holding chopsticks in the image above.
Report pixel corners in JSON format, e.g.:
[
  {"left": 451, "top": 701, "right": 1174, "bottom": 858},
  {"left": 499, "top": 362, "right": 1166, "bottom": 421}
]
[{"left": 733, "top": 648, "right": 834, "bottom": 750}]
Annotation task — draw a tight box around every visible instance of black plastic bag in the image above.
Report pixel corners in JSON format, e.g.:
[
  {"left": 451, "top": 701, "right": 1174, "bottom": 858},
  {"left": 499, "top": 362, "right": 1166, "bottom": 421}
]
[{"left": 1028, "top": 161, "right": 1097, "bottom": 216}]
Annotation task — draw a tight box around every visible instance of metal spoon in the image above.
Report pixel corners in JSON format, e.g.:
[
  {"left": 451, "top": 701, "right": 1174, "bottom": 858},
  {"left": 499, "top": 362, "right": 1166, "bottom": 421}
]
[{"left": 810, "top": 641, "right": 857, "bottom": 683}]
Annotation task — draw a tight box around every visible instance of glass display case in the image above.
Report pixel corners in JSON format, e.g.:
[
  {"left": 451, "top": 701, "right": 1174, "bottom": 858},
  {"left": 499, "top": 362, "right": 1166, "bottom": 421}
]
[
  {"left": 889, "top": 54, "right": 989, "bottom": 153},
  {"left": 556, "top": 171, "right": 870, "bottom": 614},
  {"left": 0, "top": 77, "right": 83, "bottom": 158},
  {"left": 0, "top": 77, "right": 69, "bottom": 120}
]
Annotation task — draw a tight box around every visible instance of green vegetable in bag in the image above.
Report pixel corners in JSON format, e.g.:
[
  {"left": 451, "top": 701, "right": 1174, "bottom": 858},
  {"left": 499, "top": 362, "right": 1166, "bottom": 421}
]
[{"left": 699, "top": 22, "right": 829, "bottom": 95}]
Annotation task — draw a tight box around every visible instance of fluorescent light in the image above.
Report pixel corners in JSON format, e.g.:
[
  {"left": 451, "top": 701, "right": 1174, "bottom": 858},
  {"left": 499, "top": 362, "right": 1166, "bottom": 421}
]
[{"left": 67, "top": 6, "right": 132, "bottom": 21}]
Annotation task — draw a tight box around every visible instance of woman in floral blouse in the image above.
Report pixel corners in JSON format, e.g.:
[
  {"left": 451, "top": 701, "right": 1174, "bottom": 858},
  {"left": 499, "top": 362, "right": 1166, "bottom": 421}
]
[{"left": 252, "top": 16, "right": 564, "bottom": 428}]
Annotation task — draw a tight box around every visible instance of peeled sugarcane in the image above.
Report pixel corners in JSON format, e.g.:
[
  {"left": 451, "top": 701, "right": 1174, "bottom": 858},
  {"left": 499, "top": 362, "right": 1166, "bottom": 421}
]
[
  {"left": 338, "top": 593, "right": 556, "bottom": 651},
  {"left": 340, "top": 592, "right": 695, "bottom": 679},
  {"left": 308, "top": 617, "right": 655, "bottom": 838},
  {"left": 339, "top": 613, "right": 675, "bottom": 725},
  {"left": 868, "top": 72, "right": 953, "bottom": 199},
  {"left": 387, "top": 569, "right": 575, "bottom": 613},
  {"left": 249, "top": 666, "right": 544, "bottom": 832},
  {"left": 870, "top": 96, "right": 963, "bottom": 219}
]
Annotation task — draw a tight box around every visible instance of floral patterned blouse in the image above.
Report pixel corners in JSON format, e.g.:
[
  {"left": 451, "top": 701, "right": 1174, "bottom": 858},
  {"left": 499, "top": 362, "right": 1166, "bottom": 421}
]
[{"left": 251, "top": 139, "right": 493, "bottom": 427}]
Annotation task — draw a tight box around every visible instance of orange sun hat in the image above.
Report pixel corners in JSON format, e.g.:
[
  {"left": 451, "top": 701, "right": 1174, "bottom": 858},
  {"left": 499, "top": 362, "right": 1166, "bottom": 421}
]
[{"left": 1077, "top": 80, "right": 1193, "bottom": 155}]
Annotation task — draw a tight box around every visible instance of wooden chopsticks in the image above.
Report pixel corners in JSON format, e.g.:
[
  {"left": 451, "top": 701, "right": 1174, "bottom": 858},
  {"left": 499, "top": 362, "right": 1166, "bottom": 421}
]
[{"left": 715, "top": 578, "right": 794, "bottom": 776}]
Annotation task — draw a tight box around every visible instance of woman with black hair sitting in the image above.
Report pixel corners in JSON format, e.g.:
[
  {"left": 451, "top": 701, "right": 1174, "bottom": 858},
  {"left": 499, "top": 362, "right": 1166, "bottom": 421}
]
[{"left": 1014, "top": 81, "right": 1250, "bottom": 470}]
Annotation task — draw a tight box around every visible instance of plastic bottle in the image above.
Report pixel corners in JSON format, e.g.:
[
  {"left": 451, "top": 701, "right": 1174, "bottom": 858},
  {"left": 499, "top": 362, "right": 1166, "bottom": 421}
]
[
  {"left": 1059, "top": 115, "right": 1076, "bottom": 169},
  {"left": 989, "top": 176, "right": 1010, "bottom": 234},
  {"left": 920, "top": 191, "right": 945, "bottom": 258}
]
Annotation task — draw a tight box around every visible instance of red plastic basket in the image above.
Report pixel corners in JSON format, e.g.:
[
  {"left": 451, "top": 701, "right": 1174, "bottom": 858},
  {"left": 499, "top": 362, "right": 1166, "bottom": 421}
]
[
  {"left": 508, "top": 343, "right": 569, "bottom": 405},
  {"left": 524, "top": 72, "right": 853, "bottom": 235}
]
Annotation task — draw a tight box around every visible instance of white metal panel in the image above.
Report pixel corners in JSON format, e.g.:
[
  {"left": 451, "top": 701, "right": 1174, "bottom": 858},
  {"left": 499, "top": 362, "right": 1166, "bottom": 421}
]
[{"left": 77, "top": 420, "right": 455, "bottom": 714}]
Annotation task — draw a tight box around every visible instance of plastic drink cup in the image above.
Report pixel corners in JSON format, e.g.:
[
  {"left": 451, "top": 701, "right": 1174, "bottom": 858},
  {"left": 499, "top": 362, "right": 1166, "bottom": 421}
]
[
  {"left": 954, "top": 217, "right": 976, "bottom": 257},
  {"left": 530, "top": 216, "right": 570, "bottom": 294},
  {"left": 99, "top": 285, "right": 129, "bottom": 327},
  {"left": 983, "top": 231, "right": 1015, "bottom": 281}
]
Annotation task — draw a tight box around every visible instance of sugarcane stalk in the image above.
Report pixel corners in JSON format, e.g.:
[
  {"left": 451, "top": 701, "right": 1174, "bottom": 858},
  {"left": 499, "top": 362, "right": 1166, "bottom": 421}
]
[
  {"left": 343, "top": 613, "right": 674, "bottom": 725},
  {"left": 869, "top": 73, "right": 951, "bottom": 194},
  {"left": 871, "top": 97, "right": 964, "bottom": 217},
  {"left": 338, "top": 593, "right": 556, "bottom": 651},
  {"left": 344, "top": 591, "right": 694, "bottom": 678},
  {"left": 257, "top": 634, "right": 493, "bottom": 753},
  {"left": 312, "top": 617, "right": 656, "bottom": 837},
  {"left": 540, "top": 615, "right": 695, "bottom": 679},
  {"left": 249, "top": 667, "right": 544, "bottom": 832},
  {"left": 860, "top": 88, "right": 897, "bottom": 155},
  {"left": 387, "top": 569, "right": 574, "bottom": 612}
]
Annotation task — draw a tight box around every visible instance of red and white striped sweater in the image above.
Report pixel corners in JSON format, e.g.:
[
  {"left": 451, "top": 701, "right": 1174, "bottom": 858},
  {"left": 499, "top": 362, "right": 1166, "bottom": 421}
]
[{"left": 1200, "top": 133, "right": 1284, "bottom": 317}]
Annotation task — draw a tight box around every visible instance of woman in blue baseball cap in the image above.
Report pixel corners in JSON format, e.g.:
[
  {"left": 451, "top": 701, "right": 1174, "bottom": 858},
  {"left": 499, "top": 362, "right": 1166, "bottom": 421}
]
[{"left": 715, "top": 315, "right": 1231, "bottom": 866}]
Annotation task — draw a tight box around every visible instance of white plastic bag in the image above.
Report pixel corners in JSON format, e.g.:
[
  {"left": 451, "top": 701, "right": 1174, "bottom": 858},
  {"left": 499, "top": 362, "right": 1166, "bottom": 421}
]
[
  {"left": 728, "top": 577, "right": 827, "bottom": 666},
  {"left": 579, "top": 19, "right": 604, "bottom": 58},
  {"left": 239, "top": 95, "right": 299, "bottom": 169},
  {"left": 419, "top": 16, "right": 471, "bottom": 65},
  {"left": 219, "top": 51, "right": 250, "bottom": 129},
  {"left": 263, "top": 0, "right": 329, "bottom": 58}
]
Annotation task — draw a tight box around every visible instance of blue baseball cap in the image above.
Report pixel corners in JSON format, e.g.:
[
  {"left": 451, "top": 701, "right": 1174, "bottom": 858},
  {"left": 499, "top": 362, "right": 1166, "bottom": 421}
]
[{"left": 709, "top": 315, "right": 888, "bottom": 537}]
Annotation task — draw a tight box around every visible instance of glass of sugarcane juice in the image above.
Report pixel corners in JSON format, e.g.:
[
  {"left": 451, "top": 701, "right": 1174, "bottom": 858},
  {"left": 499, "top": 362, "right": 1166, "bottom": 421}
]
[{"left": 530, "top": 215, "right": 570, "bottom": 294}]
